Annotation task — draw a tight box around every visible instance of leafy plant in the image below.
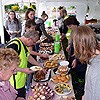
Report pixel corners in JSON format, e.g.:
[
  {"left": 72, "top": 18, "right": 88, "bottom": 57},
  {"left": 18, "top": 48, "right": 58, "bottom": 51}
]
[{"left": 12, "top": 5, "right": 19, "bottom": 11}]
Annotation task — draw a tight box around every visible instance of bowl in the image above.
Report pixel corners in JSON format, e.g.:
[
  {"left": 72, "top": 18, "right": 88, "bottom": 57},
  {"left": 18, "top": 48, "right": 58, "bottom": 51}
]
[
  {"left": 60, "top": 61, "right": 69, "bottom": 66},
  {"left": 54, "top": 83, "right": 72, "bottom": 96}
]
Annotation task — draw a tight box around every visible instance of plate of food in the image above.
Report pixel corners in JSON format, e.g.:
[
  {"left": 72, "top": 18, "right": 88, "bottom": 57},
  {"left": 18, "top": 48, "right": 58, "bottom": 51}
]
[
  {"left": 51, "top": 74, "right": 70, "bottom": 83},
  {"left": 56, "top": 66, "right": 69, "bottom": 74},
  {"left": 30, "top": 66, "right": 42, "bottom": 71},
  {"left": 33, "top": 69, "right": 51, "bottom": 82},
  {"left": 44, "top": 60, "right": 58, "bottom": 69},
  {"left": 54, "top": 83, "right": 72, "bottom": 96}
]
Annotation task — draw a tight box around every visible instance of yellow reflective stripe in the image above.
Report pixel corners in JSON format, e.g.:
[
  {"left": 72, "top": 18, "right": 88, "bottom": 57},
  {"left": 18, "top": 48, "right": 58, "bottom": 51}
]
[{"left": 63, "top": 15, "right": 69, "bottom": 21}]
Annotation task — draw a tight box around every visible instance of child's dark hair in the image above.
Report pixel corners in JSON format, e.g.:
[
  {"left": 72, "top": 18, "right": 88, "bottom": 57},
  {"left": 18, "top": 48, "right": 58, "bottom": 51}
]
[
  {"left": 25, "top": 19, "right": 36, "bottom": 28},
  {"left": 64, "top": 16, "right": 80, "bottom": 26},
  {"left": 41, "top": 11, "right": 48, "bottom": 18}
]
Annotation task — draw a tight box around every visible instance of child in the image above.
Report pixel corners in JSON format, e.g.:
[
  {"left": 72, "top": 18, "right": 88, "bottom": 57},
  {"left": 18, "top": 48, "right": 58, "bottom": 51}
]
[
  {"left": 72, "top": 25, "right": 100, "bottom": 100},
  {"left": 0, "top": 48, "right": 20, "bottom": 100}
]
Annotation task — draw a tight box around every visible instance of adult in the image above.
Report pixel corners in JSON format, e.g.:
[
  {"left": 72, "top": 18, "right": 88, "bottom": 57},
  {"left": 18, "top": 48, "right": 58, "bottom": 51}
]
[
  {"left": 58, "top": 8, "right": 69, "bottom": 59},
  {"left": 72, "top": 25, "right": 100, "bottom": 100},
  {"left": 21, "top": 8, "right": 37, "bottom": 36},
  {"left": 6, "top": 30, "right": 42, "bottom": 99},
  {"left": 58, "top": 8, "right": 68, "bottom": 34},
  {"left": 0, "top": 48, "right": 20, "bottom": 100},
  {"left": 3, "top": 26, "right": 10, "bottom": 43},
  {"left": 5, "top": 10, "right": 22, "bottom": 39},
  {"left": 64, "top": 16, "right": 87, "bottom": 100}
]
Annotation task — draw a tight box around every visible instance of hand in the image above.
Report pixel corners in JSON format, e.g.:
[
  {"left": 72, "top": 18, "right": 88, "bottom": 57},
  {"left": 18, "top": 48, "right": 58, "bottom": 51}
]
[
  {"left": 60, "top": 33, "right": 66, "bottom": 41},
  {"left": 72, "top": 59, "right": 77, "bottom": 68},
  {"left": 9, "top": 31, "right": 14, "bottom": 34},
  {"left": 41, "top": 54, "right": 49, "bottom": 58},
  {"left": 82, "top": 96, "right": 84, "bottom": 100},
  {"left": 14, "top": 31, "right": 20, "bottom": 34},
  {"left": 38, "top": 63, "right": 43, "bottom": 68},
  {"left": 66, "top": 45, "right": 70, "bottom": 52}
]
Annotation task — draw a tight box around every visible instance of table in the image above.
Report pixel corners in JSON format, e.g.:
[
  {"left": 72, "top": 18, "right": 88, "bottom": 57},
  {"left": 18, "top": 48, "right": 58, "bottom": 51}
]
[{"left": 27, "top": 50, "right": 75, "bottom": 100}]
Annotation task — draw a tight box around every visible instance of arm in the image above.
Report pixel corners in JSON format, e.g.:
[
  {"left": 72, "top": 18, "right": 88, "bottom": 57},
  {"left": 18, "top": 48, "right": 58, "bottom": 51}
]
[
  {"left": 16, "top": 67, "right": 34, "bottom": 74},
  {"left": 5, "top": 20, "right": 10, "bottom": 35},
  {"left": 17, "top": 20, "right": 22, "bottom": 34},
  {"left": 29, "top": 46, "right": 49, "bottom": 58},
  {"left": 28, "top": 55, "right": 42, "bottom": 67},
  {"left": 40, "top": 24, "right": 53, "bottom": 41},
  {"left": 21, "top": 21, "right": 26, "bottom": 36},
  {"left": 82, "top": 96, "right": 84, "bottom": 100}
]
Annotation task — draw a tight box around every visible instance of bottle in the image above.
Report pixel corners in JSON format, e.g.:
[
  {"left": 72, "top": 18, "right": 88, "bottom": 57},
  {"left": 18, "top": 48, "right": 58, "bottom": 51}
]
[
  {"left": 54, "top": 41, "right": 60, "bottom": 53},
  {"left": 55, "top": 32, "right": 60, "bottom": 42}
]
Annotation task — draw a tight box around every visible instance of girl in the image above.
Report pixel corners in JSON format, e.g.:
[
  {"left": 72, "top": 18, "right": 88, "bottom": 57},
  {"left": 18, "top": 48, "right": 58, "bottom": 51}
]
[{"left": 72, "top": 25, "right": 100, "bottom": 100}]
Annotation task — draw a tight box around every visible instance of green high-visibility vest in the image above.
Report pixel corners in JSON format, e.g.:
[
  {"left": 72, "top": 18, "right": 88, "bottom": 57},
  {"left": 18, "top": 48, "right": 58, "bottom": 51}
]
[
  {"left": 63, "top": 15, "right": 69, "bottom": 21},
  {"left": 7, "top": 38, "right": 30, "bottom": 89},
  {"left": 66, "top": 29, "right": 72, "bottom": 40}
]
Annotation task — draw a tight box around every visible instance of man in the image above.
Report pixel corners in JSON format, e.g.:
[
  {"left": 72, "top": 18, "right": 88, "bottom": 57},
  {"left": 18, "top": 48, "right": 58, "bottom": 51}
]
[
  {"left": 6, "top": 30, "right": 42, "bottom": 99},
  {"left": 58, "top": 8, "right": 68, "bottom": 35},
  {"left": 58, "top": 8, "right": 69, "bottom": 59}
]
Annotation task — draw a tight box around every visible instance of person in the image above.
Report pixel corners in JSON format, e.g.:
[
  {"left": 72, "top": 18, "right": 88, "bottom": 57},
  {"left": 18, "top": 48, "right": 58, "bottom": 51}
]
[
  {"left": 6, "top": 30, "right": 42, "bottom": 99},
  {"left": 64, "top": 16, "right": 87, "bottom": 100},
  {"left": 35, "top": 11, "right": 53, "bottom": 41},
  {"left": 0, "top": 48, "right": 20, "bottom": 100},
  {"left": 25, "top": 19, "right": 49, "bottom": 59},
  {"left": 24, "top": 19, "right": 49, "bottom": 91},
  {"left": 5, "top": 10, "right": 22, "bottom": 39},
  {"left": 58, "top": 8, "right": 68, "bottom": 59},
  {"left": 72, "top": 25, "right": 100, "bottom": 100},
  {"left": 21, "top": 8, "right": 37, "bottom": 36},
  {"left": 3, "top": 26, "right": 10, "bottom": 43},
  {"left": 58, "top": 7, "right": 68, "bottom": 34},
  {"left": 35, "top": 11, "right": 53, "bottom": 52}
]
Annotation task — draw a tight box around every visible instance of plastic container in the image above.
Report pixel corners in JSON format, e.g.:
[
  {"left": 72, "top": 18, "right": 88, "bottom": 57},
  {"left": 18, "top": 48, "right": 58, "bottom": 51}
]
[
  {"left": 55, "top": 33, "right": 60, "bottom": 42},
  {"left": 54, "top": 41, "right": 60, "bottom": 53}
]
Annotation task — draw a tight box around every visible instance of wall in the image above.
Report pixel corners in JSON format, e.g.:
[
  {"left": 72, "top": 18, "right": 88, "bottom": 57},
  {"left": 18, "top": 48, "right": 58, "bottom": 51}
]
[{"left": 37, "top": 1, "right": 100, "bottom": 25}]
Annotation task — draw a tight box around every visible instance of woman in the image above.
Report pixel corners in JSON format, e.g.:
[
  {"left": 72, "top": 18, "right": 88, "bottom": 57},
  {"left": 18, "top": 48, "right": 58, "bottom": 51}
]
[
  {"left": 5, "top": 10, "right": 22, "bottom": 39},
  {"left": 72, "top": 25, "right": 100, "bottom": 100},
  {"left": 0, "top": 48, "right": 20, "bottom": 100},
  {"left": 21, "top": 8, "right": 36, "bottom": 36}
]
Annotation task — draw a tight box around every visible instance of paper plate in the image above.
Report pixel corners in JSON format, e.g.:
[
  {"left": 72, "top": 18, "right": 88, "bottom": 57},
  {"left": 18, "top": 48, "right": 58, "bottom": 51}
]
[{"left": 30, "top": 66, "right": 42, "bottom": 71}]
